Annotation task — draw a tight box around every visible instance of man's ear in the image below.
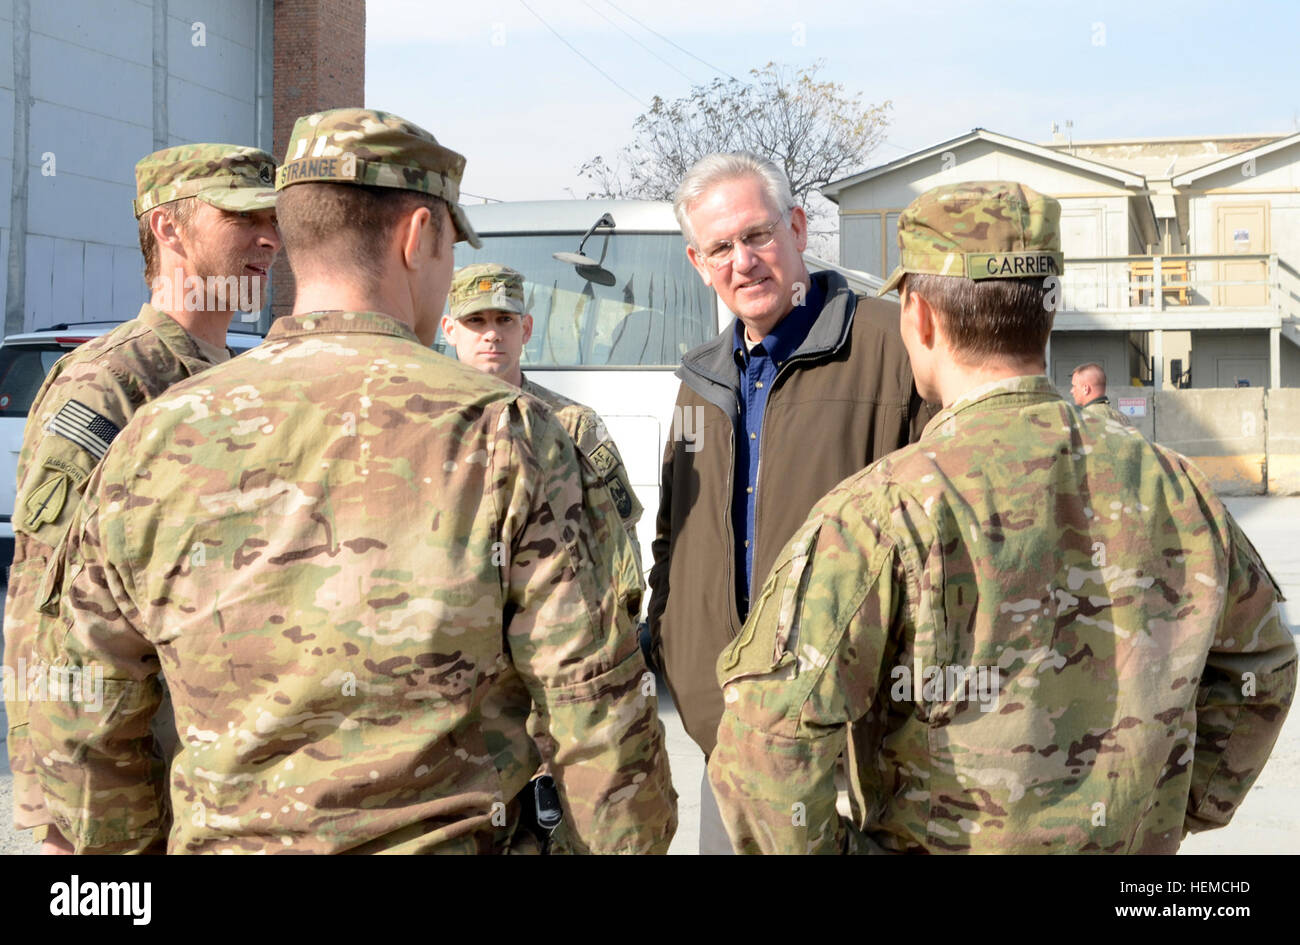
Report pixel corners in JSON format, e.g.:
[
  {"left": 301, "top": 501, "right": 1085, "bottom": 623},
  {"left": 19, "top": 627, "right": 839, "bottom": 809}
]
[
  {"left": 521, "top": 313, "right": 534, "bottom": 346},
  {"left": 685, "top": 242, "right": 715, "bottom": 288},
  {"left": 901, "top": 286, "right": 938, "bottom": 350},
  {"left": 788, "top": 205, "right": 809, "bottom": 254},
  {"left": 400, "top": 204, "right": 433, "bottom": 271},
  {"left": 440, "top": 314, "right": 458, "bottom": 345},
  {"left": 150, "top": 206, "right": 187, "bottom": 257}
]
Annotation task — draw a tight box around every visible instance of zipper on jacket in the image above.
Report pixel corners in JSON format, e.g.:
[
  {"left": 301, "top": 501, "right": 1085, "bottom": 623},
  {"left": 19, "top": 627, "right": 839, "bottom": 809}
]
[
  {"left": 722, "top": 424, "right": 743, "bottom": 639},
  {"left": 748, "top": 349, "right": 821, "bottom": 633}
]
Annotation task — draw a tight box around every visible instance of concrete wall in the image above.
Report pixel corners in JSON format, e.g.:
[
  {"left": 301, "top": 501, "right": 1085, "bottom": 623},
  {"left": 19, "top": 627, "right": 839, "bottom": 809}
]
[
  {"left": 3, "top": 0, "right": 270, "bottom": 335},
  {"left": 1035, "top": 381, "right": 1300, "bottom": 496},
  {"left": 1153, "top": 388, "right": 1267, "bottom": 494},
  {"left": 1106, "top": 385, "right": 1155, "bottom": 440},
  {"left": 1267, "top": 388, "right": 1300, "bottom": 494}
]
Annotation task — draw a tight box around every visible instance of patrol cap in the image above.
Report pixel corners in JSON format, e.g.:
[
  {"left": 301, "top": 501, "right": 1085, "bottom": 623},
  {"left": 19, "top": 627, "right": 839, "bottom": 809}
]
[
  {"left": 449, "top": 263, "right": 526, "bottom": 319},
  {"left": 133, "top": 144, "right": 277, "bottom": 218},
  {"left": 878, "top": 181, "right": 1063, "bottom": 296},
  {"left": 276, "top": 107, "right": 482, "bottom": 248}
]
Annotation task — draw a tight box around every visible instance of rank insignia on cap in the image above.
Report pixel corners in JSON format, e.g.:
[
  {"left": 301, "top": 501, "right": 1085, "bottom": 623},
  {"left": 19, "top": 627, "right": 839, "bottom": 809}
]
[
  {"left": 47, "top": 399, "right": 121, "bottom": 461},
  {"left": 478, "top": 280, "right": 493, "bottom": 293},
  {"left": 24, "top": 472, "right": 68, "bottom": 529}
]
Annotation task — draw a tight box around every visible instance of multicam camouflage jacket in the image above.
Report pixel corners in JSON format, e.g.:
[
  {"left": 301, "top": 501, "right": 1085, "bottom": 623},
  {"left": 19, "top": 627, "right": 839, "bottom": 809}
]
[
  {"left": 521, "top": 375, "right": 644, "bottom": 576},
  {"left": 1081, "top": 396, "right": 1134, "bottom": 428},
  {"left": 29, "top": 310, "right": 676, "bottom": 854},
  {"left": 708, "top": 374, "right": 1296, "bottom": 854},
  {"left": 4, "top": 303, "right": 229, "bottom": 831}
]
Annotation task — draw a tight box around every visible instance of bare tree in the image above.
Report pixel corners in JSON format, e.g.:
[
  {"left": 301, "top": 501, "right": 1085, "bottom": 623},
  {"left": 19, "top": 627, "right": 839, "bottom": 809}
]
[{"left": 580, "top": 61, "right": 891, "bottom": 260}]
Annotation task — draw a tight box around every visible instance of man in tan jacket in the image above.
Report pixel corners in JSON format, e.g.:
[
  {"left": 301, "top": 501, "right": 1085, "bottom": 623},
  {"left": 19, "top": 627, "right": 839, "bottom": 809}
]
[{"left": 647, "top": 152, "right": 933, "bottom": 853}]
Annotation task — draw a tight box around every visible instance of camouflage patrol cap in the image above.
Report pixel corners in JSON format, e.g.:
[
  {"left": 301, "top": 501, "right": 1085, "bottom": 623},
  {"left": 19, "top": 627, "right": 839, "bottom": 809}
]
[
  {"left": 276, "top": 107, "right": 482, "bottom": 248},
  {"left": 449, "top": 263, "right": 526, "bottom": 318},
  {"left": 878, "top": 181, "right": 1063, "bottom": 296},
  {"left": 133, "top": 144, "right": 277, "bottom": 218}
]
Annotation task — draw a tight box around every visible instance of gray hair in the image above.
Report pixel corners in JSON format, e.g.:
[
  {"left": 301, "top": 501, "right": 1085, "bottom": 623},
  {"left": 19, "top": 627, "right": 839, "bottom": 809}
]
[{"left": 673, "top": 152, "right": 796, "bottom": 247}]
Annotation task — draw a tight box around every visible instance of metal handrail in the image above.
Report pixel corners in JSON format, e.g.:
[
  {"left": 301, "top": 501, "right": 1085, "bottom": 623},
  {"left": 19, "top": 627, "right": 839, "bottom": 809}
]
[{"left": 1050, "top": 253, "right": 1299, "bottom": 317}]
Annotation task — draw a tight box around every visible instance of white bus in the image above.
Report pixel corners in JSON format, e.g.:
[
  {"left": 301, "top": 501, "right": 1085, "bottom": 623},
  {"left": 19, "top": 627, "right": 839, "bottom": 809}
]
[{"left": 446, "top": 199, "right": 884, "bottom": 568}]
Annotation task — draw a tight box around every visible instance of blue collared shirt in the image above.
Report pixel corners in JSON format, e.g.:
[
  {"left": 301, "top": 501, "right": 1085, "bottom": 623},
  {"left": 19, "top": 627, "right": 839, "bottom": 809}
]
[{"left": 731, "top": 278, "right": 825, "bottom": 617}]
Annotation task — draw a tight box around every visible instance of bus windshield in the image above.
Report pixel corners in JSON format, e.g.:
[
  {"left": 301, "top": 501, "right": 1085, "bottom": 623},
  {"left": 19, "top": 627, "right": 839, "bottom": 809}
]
[{"left": 447, "top": 232, "right": 715, "bottom": 368}]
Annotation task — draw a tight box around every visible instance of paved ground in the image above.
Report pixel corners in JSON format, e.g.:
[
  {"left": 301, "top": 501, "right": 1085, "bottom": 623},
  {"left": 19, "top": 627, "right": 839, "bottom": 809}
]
[
  {"left": 1175, "top": 497, "right": 1300, "bottom": 855},
  {"left": 3, "top": 496, "right": 1297, "bottom": 855}
]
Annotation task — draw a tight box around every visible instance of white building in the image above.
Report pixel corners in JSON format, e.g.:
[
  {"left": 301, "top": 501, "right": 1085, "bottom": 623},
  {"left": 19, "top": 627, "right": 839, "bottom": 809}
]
[
  {"left": 1, "top": 0, "right": 274, "bottom": 336},
  {"left": 822, "top": 128, "right": 1300, "bottom": 389}
]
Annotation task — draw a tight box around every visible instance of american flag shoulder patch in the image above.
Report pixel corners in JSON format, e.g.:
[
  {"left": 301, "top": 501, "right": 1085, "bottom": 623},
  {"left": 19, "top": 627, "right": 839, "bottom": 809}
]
[{"left": 47, "top": 399, "right": 121, "bottom": 461}]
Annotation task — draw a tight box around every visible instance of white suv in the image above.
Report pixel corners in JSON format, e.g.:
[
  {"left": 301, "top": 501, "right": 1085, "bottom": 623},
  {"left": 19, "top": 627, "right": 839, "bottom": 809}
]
[{"left": 0, "top": 322, "right": 264, "bottom": 580}]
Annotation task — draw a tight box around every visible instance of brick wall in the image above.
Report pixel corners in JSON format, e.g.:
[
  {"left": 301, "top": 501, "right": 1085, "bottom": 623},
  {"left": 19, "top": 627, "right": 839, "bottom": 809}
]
[{"left": 271, "top": 0, "right": 366, "bottom": 317}]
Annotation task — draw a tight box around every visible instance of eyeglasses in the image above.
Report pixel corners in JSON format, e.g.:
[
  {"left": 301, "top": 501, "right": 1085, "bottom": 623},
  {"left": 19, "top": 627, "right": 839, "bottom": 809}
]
[{"left": 698, "top": 210, "right": 791, "bottom": 269}]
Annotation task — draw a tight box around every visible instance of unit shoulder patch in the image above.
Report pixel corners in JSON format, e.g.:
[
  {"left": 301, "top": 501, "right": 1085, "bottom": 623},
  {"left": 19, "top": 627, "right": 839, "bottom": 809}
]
[
  {"left": 40, "top": 455, "right": 90, "bottom": 485},
  {"left": 587, "top": 443, "right": 618, "bottom": 477},
  {"left": 605, "top": 475, "right": 634, "bottom": 519},
  {"left": 24, "top": 472, "right": 69, "bottom": 529}
]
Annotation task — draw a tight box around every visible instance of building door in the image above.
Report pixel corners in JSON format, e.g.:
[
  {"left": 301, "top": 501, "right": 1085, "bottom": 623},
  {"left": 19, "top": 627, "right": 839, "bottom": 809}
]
[
  {"left": 1215, "top": 357, "right": 1268, "bottom": 388},
  {"left": 1215, "top": 204, "right": 1269, "bottom": 307},
  {"left": 1059, "top": 208, "right": 1104, "bottom": 310}
]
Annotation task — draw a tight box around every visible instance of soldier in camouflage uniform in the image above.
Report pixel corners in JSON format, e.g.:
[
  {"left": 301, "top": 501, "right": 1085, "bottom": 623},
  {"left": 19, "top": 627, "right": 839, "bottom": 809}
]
[
  {"left": 28, "top": 108, "right": 675, "bottom": 854},
  {"left": 441, "top": 262, "right": 644, "bottom": 573},
  {"left": 1071, "top": 362, "right": 1132, "bottom": 427},
  {"left": 3, "top": 143, "right": 279, "bottom": 849},
  {"left": 707, "top": 181, "right": 1296, "bottom": 854}
]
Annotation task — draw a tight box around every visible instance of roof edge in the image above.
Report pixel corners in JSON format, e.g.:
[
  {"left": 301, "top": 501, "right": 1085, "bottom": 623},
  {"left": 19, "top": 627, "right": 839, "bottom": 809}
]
[
  {"left": 1171, "top": 131, "right": 1300, "bottom": 186},
  {"left": 821, "top": 128, "right": 1145, "bottom": 199}
]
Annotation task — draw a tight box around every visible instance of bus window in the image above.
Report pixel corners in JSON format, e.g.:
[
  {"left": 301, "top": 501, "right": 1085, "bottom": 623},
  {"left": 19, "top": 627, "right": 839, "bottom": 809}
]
[{"left": 443, "top": 233, "right": 714, "bottom": 368}]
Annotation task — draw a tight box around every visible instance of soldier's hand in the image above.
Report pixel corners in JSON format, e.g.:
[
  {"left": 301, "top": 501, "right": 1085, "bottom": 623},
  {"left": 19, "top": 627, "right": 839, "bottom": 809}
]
[{"left": 40, "top": 826, "right": 74, "bottom": 855}]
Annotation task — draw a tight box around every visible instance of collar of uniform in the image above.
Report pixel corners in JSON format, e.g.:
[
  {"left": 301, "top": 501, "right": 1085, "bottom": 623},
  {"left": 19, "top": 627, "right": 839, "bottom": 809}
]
[
  {"left": 921, "top": 374, "right": 1060, "bottom": 438},
  {"left": 1080, "top": 394, "right": 1110, "bottom": 408},
  {"left": 266, "top": 310, "right": 420, "bottom": 343},
  {"left": 135, "top": 303, "right": 223, "bottom": 372},
  {"left": 520, "top": 374, "right": 546, "bottom": 400}
]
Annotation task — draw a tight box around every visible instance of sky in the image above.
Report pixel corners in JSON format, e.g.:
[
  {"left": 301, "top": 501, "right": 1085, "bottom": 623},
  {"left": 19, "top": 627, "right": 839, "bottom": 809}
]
[{"left": 365, "top": 0, "right": 1300, "bottom": 206}]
